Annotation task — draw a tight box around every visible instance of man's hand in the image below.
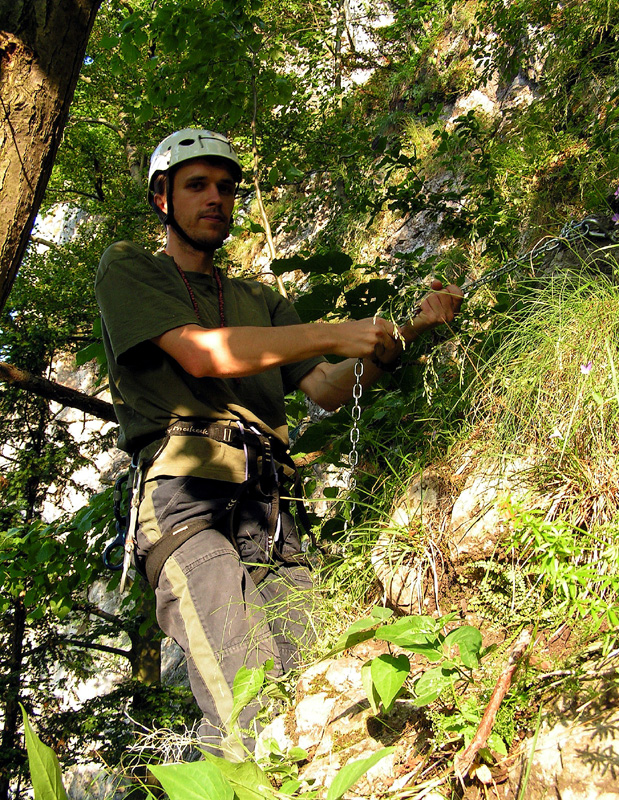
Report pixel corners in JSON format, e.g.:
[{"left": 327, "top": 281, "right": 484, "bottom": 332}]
[
  {"left": 403, "top": 279, "right": 464, "bottom": 339},
  {"left": 373, "top": 279, "right": 464, "bottom": 364},
  {"left": 298, "top": 278, "right": 464, "bottom": 410}
]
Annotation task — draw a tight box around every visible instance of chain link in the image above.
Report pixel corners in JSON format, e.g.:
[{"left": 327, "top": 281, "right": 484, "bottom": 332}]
[{"left": 344, "top": 357, "right": 364, "bottom": 533}]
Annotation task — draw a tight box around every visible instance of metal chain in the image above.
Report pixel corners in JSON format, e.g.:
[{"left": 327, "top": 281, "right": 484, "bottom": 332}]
[
  {"left": 344, "top": 357, "right": 364, "bottom": 534},
  {"left": 461, "top": 216, "right": 617, "bottom": 298}
]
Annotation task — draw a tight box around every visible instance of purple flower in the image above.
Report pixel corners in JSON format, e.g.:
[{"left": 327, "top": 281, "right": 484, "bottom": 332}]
[{"left": 580, "top": 361, "right": 593, "bottom": 375}]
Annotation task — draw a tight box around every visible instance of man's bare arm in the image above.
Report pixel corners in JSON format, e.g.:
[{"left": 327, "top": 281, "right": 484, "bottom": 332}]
[
  {"left": 152, "top": 316, "right": 399, "bottom": 379},
  {"left": 153, "top": 279, "right": 463, "bottom": 409}
]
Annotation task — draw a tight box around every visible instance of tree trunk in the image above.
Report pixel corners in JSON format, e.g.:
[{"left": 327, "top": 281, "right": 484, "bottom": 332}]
[
  {"left": 0, "top": 0, "right": 102, "bottom": 314},
  {"left": 0, "top": 599, "right": 26, "bottom": 800}
]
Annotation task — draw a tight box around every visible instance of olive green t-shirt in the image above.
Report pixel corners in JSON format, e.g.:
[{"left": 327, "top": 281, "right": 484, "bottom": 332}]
[{"left": 95, "top": 241, "right": 323, "bottom": 477}]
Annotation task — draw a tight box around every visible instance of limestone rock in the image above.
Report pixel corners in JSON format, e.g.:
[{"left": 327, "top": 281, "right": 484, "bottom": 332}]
[
  {"left": 449, "top": 458, "right": 531, "bottom": 565},
  {"left": 257, "top": 656, "right": 427, "bottom": 797},
  {"left": 372, "top": 471, "right": 446, "bottom": 613},
  {"left": 64, "top": 763, "right": 131, "bottom": 800},
  {"left": 508, "top": 697, "right": 619, "bottom": 800}
]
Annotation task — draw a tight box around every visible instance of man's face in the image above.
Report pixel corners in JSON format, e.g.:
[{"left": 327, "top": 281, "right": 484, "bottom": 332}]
[{"left": 157, "top": 158, "right": 236, "bottom": 251}]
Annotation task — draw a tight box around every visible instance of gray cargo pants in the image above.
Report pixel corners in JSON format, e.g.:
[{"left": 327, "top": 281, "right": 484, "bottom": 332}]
[{"left": 135, "top": 474, "right": 314, "bottom": 760}]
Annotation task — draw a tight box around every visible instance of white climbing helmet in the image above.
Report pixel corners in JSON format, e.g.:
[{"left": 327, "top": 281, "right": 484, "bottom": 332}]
[{"left": 147, "top": 128, "right": 242, "bottom": 210}]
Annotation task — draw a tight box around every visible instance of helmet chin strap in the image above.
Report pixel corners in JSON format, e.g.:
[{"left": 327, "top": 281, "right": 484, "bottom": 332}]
[{"left": 168, "top": 215, "right": 218, "bottom": 253}]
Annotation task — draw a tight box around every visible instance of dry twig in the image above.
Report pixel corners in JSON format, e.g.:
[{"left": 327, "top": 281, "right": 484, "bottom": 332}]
[{"left": 454, "top": 628, "right": 531, "bottom": 779}]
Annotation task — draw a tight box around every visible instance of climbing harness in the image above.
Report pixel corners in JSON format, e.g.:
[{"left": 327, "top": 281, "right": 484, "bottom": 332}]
[
  {"left": 342, "top": 215, "right": 618, "bottom": 523},
  {"left": 103, "top": 419, "right": 313, "bottom": 591}
]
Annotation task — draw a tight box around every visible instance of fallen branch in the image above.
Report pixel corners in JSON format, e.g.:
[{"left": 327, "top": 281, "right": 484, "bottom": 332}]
[
  {"left": 0, "top": 361, "right": 117, "bottom": 423},
  {"left": 454, "top": 628, "right": 532, "bottom": 780}
]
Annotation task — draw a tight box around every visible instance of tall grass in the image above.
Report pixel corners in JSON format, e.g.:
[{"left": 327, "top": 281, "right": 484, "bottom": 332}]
[{"left": 463, "top": 273, "right": 619, "bottom": 526}]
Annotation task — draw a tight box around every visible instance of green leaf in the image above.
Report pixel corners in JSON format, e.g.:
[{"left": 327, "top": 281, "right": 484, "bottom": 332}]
[
  {"left": 21, "top": 705, "right": 69, "bottom": 800},
  {"left": 201, "top": 754, "right": 278, "bottom": 799},
  {"left": 361, "top": 660, "right": 381, "bottom": 715},
  {"left": 271, "top": 251, "right": 352, "bottom": 277},
  {"left": 120, "top": 39, "right": 140, "bottom": 64},
  {"left": 370, "top": 606, "right": 393, "bottom": 621},
  {"left": 287, "top": 747, "right": 308, "bottom": 762},
  {"left": 444, "top": 626, "right": 483, "bottom": 669},
  {"left": 75, "top": 341, "right": 106, "bottom": 367},
  {"left": 412, "top": 666, "right": 457, "bottom": 706},
  {"left": 326, "top": 748, "right": 395, "bottom": 800},
  {"left": 149, "top": 761, "right": 234, "bottom": 800},
  {"left": 487, "top": 732, "right": 508, "bottom": 755},
  {"left": 323, "top": 616, "right": 381, "bottom": 658},
  {"left": 294, "top": 283, "right": 343, "bottom": 323},
  {"left": 345, "top": 279, "right": 395, "bottom": 319},
  {"left": 228, "top": 664, "right": 266, "bottom": 729},
  {"left": 375, "top": 616, "right": 442, "bottom": 658},
  {"left": 370, "top": 654, "right": 410, "bottom": 713},
  {"left": 99, "top": 34, "right": 119, "bottom": 49}
]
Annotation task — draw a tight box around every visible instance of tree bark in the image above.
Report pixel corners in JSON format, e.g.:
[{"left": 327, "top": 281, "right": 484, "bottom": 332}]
[
  {"left": 0, "top": 0, "right": 102, "bottom": 314},
  {"left": 0, "top": 598, "right": 26, "bottom": 800},
  {"left": 0, "top": 361, "right": 117, "bottom": 422}
]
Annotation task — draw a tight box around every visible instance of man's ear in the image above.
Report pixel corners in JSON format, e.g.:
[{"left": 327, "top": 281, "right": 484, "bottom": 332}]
[{"left": 153, "top": 193, "right": 168, "bottom": 215}]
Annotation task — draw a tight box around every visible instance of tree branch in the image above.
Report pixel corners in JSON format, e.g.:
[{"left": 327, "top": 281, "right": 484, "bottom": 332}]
[
  {"left": 0, "top": 362, "right": 117, "bottom": 423},
  {"left": 62, "top": 637, "right": 129, "bottom": 659},
  {"left": 74, "top": 602, "right": 123, "bottom": 626},
  {"left": 454, "top": 629, "right": 532, "bottom": 780}
]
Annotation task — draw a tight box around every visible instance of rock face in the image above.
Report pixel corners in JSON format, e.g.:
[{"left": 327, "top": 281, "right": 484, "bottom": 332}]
[
  {"left": 256, "top": 652, "right": 619, "bottom": 800},
  {"left": 63, "top": 764, "right": 131, "bottom": 800},
  {"left": 448, "top": 457, "right": 531, "bottom": 565},
  {"left": 256, "top": 655, "right": 428, "bottom": 798},
  {"left": 508, "top": 679, "right": 619, "bottom": 800}
]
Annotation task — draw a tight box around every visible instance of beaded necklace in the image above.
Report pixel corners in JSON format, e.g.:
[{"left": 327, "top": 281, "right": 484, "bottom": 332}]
[{"left": 172, "top": 259, "right": 226, "bottom": 328}]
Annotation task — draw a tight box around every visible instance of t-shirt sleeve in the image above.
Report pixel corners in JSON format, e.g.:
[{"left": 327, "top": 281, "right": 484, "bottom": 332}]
[
  {"left": 261, "top": 284, "right": 327, "bottom": 392},
  {"left": 95, "top": 241, "right": 198, "bottom": 364}
]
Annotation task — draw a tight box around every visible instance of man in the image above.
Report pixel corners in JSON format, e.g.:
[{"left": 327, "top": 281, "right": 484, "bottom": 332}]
[{"left": 96, "top": 129, "right": 462, "bottom": 759}]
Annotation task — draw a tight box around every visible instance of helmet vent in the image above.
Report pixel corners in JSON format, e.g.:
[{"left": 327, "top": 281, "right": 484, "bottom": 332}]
[{"left": 179, "top": 139, "right": 195, "bottom": 146}]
